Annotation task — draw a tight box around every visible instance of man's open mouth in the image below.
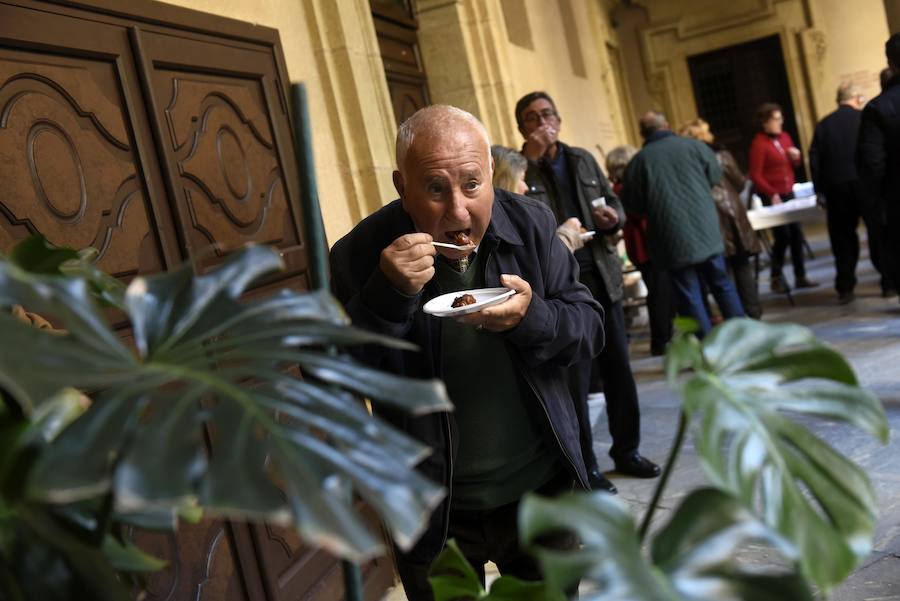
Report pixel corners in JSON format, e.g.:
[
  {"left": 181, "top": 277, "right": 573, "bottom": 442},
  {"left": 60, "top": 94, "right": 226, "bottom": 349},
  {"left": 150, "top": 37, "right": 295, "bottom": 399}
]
[{"left": 445, "top": 230, "right": 472, "bottom": 246}]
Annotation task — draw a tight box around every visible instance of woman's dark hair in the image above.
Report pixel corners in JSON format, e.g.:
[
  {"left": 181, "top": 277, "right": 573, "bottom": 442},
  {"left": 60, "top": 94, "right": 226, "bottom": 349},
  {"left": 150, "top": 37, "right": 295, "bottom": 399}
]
[{"left": 756, "top": 102, "right": 782, "bottom": 129}]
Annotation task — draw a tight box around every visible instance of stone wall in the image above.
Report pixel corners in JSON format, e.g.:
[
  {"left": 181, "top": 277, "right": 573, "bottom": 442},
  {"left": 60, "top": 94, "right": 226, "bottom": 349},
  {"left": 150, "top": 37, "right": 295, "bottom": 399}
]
[{"left": 614, "top": 0, "right": 890, "bottom": 151}]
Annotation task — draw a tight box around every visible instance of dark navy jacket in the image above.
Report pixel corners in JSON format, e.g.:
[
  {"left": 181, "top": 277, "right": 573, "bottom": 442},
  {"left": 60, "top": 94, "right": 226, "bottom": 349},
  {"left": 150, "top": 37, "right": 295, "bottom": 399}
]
[
  {"left": 857, "top": 76, "right": 900, "bottom": 209},
  {"left": 329, "top": 188, "right": 603, "bottom": 564},
  {"left": 810, "top": 104, "right": 863, "bottom": 192}
]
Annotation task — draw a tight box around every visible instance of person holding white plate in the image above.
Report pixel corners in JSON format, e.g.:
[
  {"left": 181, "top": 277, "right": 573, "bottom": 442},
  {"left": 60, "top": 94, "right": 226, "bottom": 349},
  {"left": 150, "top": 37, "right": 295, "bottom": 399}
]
[{"left": 330, "top": 105, "right": 604, "bottom": 600}]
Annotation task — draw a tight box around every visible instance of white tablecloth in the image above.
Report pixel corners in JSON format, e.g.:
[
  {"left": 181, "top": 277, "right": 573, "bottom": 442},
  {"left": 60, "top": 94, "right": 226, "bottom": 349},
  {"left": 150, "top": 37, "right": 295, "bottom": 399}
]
[{"left": 746, "top": 196, "right": 823, "bottom": 231}]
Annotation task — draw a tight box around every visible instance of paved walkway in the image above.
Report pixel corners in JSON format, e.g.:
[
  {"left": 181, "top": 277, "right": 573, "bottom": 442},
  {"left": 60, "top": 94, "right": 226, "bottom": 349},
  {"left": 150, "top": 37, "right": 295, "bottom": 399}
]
[{"left": 384, "top": 225, "right": 900, "bottom": 600}]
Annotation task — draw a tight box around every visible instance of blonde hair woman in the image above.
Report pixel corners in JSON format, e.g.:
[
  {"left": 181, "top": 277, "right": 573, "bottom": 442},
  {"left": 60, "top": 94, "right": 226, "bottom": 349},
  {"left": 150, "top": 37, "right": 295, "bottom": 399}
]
[
  {"left": 679, "top": 118, "right": 763, "bottom": 318},
  {"left": 490, "top": 145, "right": 585, "bottom": 251}
]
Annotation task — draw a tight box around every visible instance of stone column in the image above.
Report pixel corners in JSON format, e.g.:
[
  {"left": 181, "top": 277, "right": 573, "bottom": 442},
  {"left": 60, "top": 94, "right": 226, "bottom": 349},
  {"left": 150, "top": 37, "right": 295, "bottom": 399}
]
[
  {"left": 416, "top": 0, "right": 519, "bottom": 145},
  {"left": 885, "top": 0, "right": 900, "bottom": 34}
]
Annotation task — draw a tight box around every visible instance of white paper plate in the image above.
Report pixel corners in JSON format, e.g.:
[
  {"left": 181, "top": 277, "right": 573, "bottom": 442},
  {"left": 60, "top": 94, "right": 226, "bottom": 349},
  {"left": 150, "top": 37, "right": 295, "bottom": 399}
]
[
  {"left": 579, "top": 230, "right": 596, "bottom": 241},
  {"left": 422, "top": 287, "right": 516, "bottom": 317}
]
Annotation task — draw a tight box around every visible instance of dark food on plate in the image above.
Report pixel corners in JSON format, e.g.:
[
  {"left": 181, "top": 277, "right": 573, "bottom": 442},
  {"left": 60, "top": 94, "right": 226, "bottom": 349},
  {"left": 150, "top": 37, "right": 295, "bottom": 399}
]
[
  {"left": 451, "top": 293, "right": 477, "bottom": 308},
  {"left": 451, "top": 231, "right": 472, "bottom": 246}
]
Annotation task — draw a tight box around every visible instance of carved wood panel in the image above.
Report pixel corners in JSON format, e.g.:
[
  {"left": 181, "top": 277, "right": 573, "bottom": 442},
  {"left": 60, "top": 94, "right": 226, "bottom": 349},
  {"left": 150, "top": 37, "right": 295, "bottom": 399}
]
[
  {"left": 1, "top": 1, "right": 394, "bottom": 599},
  {"left": 0, "top": 5, "right": 167, "bottom": 277},
  {"left": 250, "top": 504, "right": 395, "bottom": 601},
  {"left": 129, "top": 519, "right": 254, "bottom": 601},
  {"left": 135, "top": 29, "right": 309, "bottom": 285},
  {"left": 371, "top": 2, "right": 431, "bottom": 126}
]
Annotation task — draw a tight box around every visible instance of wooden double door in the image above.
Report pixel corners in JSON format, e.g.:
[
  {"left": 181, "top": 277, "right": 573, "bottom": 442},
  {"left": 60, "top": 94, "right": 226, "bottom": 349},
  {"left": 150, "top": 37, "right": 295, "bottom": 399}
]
[
  {"left": 688, "top": 34, "right": 803, "bottom": 174},
  {"left": 0, "top": 1, "right": 394, "bottom": 599}
]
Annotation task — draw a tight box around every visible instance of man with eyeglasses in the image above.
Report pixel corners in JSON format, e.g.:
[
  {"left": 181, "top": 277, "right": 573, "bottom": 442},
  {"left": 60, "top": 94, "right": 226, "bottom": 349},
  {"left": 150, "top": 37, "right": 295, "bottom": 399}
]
[
  {"left": 811, "top": 83, "right": 893, "bottom": 303},
  {"left": 515, "top": 91, "right": 660, "bottom": 495}
]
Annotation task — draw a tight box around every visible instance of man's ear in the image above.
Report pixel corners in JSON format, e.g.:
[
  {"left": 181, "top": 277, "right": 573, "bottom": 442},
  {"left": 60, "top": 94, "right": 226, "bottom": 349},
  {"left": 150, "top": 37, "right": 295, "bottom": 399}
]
[
  {"left": 518, "top": 124, "right": 527, "bottom": 139},
  {"left": 393, "top": 170, "right": 405, "bottom": 206}
]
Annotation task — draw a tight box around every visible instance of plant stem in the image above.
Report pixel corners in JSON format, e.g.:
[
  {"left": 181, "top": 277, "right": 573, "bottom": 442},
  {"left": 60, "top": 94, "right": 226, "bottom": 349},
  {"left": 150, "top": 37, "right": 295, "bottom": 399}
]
[
  {"left": 342, "top": 560, "right": 364, "bottom": 601},
  {"left": 638, "top": 409, "right": 688, "bottom": 542}
]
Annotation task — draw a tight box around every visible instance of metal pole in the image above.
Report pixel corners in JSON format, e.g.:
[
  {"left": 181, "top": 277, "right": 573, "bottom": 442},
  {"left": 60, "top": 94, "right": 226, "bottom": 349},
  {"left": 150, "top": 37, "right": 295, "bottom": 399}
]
[
  {"left": 289, "top": 83, "right": 364, "bottom": 601},
  {"left": 291, "top": 83, "right": 330, "bottom": 291}
]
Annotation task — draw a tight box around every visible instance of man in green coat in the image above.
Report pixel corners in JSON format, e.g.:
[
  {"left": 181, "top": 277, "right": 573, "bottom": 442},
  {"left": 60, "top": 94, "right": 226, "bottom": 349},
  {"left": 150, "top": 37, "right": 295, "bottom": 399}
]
[{"left": 622, "top": 111, "right": 744, "bottom": 336}]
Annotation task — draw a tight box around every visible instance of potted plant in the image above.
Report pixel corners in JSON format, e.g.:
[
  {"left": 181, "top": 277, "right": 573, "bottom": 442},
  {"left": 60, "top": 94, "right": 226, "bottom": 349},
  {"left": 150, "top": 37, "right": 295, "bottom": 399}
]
[
  {"left": 0, "top": 236, "right": 452, "bottom": 600},
  {"left": 429, "top": 319, "right": 889, "bottom": 600}
]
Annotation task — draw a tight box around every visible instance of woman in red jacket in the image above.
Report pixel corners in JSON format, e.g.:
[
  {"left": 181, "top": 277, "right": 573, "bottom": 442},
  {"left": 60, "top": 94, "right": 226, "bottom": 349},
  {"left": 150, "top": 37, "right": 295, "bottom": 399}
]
[{"left": 748, "top": 103, "right": 818, "bottom": 293}]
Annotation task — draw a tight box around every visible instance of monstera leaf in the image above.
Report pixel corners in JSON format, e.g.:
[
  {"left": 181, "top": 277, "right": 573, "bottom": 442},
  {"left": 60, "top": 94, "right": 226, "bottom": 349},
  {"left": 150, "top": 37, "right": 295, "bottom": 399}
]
[
  {"left": 0, "top": 245, "right": 451, "bottom": 561},
  {"left": 669, "top": 319, "right": 889, "bottom": 592},
  {"left": 517, "top": 489, "right": 812, "bottom": 601},
  {"left": 428, "top": 539, "right": 564, "bottom": 601},
  {"left": 0, "top": 390, "right": 158, "bottom": 601}
]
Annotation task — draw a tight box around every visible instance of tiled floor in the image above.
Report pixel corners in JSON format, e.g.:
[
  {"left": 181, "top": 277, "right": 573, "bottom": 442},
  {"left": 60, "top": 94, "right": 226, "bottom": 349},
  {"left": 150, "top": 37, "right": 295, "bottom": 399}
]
[{"left": 383, "top": 225, "right": 900, "bottom": 600}]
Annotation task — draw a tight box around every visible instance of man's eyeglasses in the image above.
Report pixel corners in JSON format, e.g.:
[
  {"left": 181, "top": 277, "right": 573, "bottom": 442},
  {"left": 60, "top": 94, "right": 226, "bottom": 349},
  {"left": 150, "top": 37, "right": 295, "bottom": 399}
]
[{"left": 523, "top": 109, "right": 558, "bottom": 124}]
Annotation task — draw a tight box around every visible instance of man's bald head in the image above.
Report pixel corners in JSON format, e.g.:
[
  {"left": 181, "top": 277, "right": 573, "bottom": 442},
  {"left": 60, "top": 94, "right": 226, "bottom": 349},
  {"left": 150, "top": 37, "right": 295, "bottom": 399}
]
[
  {"left": 639, "top": 110, "right": 669, "bottom": 139},
  {"left": 395, "top": 105, "right": 491, "bottom": 176},
  {"left": 391, "top": 105, "right": 495, "bottom": 257}
]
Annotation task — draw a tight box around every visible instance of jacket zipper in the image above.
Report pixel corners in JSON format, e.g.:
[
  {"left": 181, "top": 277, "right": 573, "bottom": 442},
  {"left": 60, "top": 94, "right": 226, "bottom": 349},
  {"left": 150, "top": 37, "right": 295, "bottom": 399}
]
[
  {"left": 428, "top": 285, "right": 453, "bottom": 548},
  {"left": 440, "top": 412, "right": 453, "bottom": 547},
  {"left": 485, "top": 251, "right": 588, "bottom": 491}
]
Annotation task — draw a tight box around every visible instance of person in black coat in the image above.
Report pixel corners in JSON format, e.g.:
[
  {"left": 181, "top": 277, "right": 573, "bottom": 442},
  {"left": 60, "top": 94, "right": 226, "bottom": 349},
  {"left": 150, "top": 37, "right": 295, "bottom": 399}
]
[
  {"left": 331, "top": 105, "right": 605, "bottom": 600},
  {"left": 857, "top": 33, "right": 900, "bottom": 301},
  {"left": 811, "top": 83, "right": 894, "bottom": 303}
]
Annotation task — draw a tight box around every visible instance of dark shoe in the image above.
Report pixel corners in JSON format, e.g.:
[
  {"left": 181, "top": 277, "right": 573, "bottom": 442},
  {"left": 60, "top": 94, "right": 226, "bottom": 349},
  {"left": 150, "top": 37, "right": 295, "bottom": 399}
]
[
  {"left": 770, "top": 275, "right": 788, "bottom": 294},
  {"left": 587, "top": 469, "right": 618, "bottom": 494},
  {"left": 795, "top": 277, "right": 819, "bottom": 289},
  {"left": 614, "top": 454, "right": 661, "bottom": 479},
  {"left": 837, "top": 291, "right": 855, "bottom": 305}
]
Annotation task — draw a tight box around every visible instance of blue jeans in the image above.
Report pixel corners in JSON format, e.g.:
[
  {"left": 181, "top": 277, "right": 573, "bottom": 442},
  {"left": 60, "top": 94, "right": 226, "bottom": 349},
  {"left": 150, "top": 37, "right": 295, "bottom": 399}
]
[{"left": 669, "top": 254, "right": 745, "bottom": 337}]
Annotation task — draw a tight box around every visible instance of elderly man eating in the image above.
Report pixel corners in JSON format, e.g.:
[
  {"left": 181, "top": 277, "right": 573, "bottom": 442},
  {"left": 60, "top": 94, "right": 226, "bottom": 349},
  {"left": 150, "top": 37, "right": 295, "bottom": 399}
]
[{"left": 330, "top": 105, "right": 604, "bottom": 600}]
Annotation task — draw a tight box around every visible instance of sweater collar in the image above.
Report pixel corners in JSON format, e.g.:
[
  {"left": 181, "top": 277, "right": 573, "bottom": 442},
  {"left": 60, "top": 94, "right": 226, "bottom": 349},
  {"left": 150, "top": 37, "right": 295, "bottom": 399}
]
[{"left": 643, "top": 129, "right": 675, "bottom": 146}]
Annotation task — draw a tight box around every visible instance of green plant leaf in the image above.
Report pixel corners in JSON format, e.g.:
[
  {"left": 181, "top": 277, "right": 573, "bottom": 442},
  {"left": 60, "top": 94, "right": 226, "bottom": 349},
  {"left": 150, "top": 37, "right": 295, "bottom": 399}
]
[
  {"left": 102, "top": 535, "right": 167, "bottom": 572},
  {"left": 59, "top": 248, "right": 126, "bottom": 310},
  {"left": 519, "top": 489, "right": 812, "bottom": 601},
  {"left": 519, "top": 491, "right": 678, "bottom": 599},
  {"left": 7, "top": 505, "right": 133, "bottom": 601},
  {"left": 677, "top": 319, "right": 888, "bottom": 592},
  {"left": 428, "top": 540, "right": 563, "bottom": 601},
  {"left": 8, "top": 235, "right": 79, "bottom": 274},
  {"left": 429, "top": 539, "right": 486, "bottom": 600},
  {"left": 1, "top": 246, "right": 451, "bottom": 562},
  {"left": 650, "top": 489, "right": 812, "bottom": 601}
]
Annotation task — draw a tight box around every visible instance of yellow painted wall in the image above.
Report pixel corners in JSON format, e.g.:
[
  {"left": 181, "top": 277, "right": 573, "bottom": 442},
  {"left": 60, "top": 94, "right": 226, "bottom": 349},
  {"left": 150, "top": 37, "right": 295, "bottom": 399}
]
[
  {"left": 500, "top": 0, "right": 630, "bottom": 157},
  {"left": 416, "top": 0, "right": 631, "bottom": 172},
  {"left": 817, "top": 0, "right": 890, "bottom": 115}
]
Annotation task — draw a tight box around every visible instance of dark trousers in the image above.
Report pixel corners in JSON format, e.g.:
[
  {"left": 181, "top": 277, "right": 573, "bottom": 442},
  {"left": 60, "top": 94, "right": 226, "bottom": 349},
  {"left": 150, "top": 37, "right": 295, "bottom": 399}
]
[
  {"left": 669, "top": 254, "right": 745, "bottom": 337},
  {"left": 396, "top": 470, "right": 575, "bottom": 601},
  {"left": 726, "top": 254, "right": 761, "bottom": 318},
  {"left": 762, "top": 192, "right": 807, "bottom": 280},
  {"left": 825, "top": 180, "right": 894, "bottom": 294},
  {"left": 569, "top": 269, "right": 641, "bottom": 468},
  {"left": 637, "top": 261, "right": 675, "bottom": 353}
]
